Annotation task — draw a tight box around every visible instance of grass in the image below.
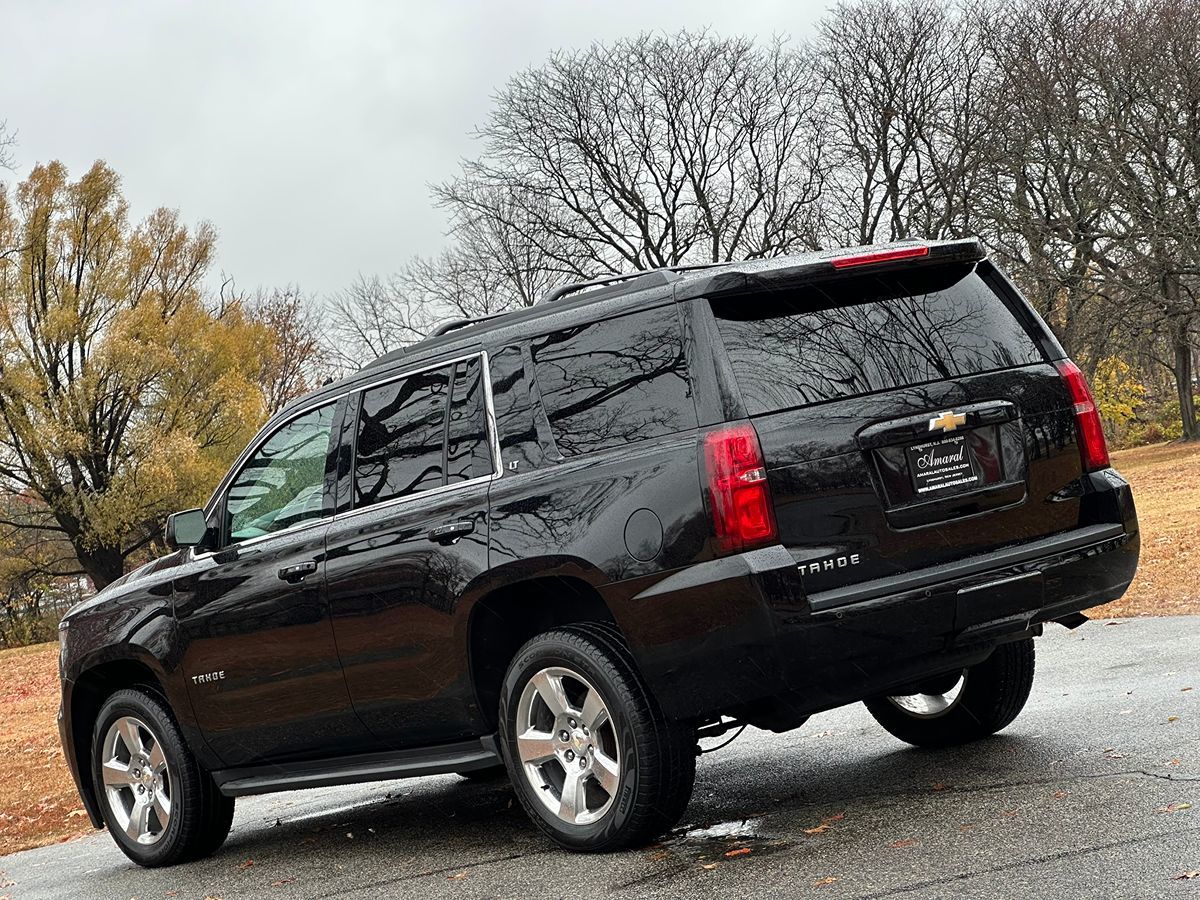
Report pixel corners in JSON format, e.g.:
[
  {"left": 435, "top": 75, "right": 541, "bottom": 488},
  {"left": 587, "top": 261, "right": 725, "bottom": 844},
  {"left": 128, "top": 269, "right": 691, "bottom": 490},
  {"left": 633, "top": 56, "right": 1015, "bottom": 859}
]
[
  {"left": 1093, "top": 440, "right": 1200, "bottom": 618},
  {"left": 0, "top": 642, "right": 86, "bottom": 857},
  {"left": 0, "top": 440, "right": 1196, "bottom": 857}
]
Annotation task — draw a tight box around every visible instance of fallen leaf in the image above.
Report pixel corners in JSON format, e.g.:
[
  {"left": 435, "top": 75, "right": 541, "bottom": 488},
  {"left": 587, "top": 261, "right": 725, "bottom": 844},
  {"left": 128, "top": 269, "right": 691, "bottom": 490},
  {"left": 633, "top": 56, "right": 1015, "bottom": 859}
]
[
  {"left": 724, "top": 847, "right": 752, "bottom": 857},
  {"left": 959, "top": 823, "right": 975, "bottom": 832},
  {"left": 804, "top": 824, "right": 831, "bottom": 835},
  {"left": 646, "top": 849, "right": 669, "bottom": 862},
  {"left": 1105, "top": 752, "right": 1126, "bottom": 760},
  {"left": 237, "top": 859, "right": 255, "bottom": 870},
  {"left": 1001, "top": 809, "right": 1020, "bottom": 818},
  {"left": 814, "top": 876, "right": 838, "bottom": 887},
  {"left": 700, "top": 863, "right": 718, "bottom": 870},
  {"left": 1182, "top": 687, "right": 1193, "bottom": 693},
  {"left": 66, "top": 809, "right": 87, "bottom": 818},
  {"left": 446, "top": 872, "right": 468, "bottom": 881},
  {"left": 931, "top": 782, "right": 947, "bottom": 791},
  {"left": 889, "top": 838, "right": 918, "bottom": 849},
  {"left": 270, "top": 880, "right": 294, "bottom": 888},
  {"left": 1053, "top": 790, "right": 1069, "bottom": 800},
  {"left": 824, "top": 812, "right": 845, "bottom": 822},
  {"left": 1157, "top": 802, "right": 1193, "bottom": 813},
  {"left": 1167, "top": 716, "right": 1180, "bottom": 723},
  {"left": 1174, "top": 871, "right": 1200, "bottom": 880}
]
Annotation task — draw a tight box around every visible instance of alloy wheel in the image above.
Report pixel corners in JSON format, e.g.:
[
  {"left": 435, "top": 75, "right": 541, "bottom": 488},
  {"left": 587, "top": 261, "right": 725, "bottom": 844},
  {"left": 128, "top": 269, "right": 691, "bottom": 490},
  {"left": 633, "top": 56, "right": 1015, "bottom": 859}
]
[
  {"left": 100, "top": 715, "right": 172, "bottom": 845},
  {"left": 886, "top": 670, "right": 969, "bottom": 719},
  {"left": 515, "top": 666, "right": 622, "bottom": 826}
]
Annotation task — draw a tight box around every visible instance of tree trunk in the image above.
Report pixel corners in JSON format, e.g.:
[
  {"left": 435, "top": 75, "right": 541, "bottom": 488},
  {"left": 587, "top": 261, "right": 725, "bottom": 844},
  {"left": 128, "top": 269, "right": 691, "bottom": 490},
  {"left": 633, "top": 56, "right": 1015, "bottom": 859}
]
[
  {"left": 1174, "top": 321, "right": 1199, "bottom": 441},
  {"left": 74, "top": 544, "right": 126, "bottom": 591}
]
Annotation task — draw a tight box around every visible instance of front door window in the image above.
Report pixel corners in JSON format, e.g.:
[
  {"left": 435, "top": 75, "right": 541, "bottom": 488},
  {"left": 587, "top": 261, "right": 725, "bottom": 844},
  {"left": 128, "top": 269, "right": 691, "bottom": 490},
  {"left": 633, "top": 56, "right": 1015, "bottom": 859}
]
[{"left": 225, "top": 404, "right": 335, "bottom": 543}]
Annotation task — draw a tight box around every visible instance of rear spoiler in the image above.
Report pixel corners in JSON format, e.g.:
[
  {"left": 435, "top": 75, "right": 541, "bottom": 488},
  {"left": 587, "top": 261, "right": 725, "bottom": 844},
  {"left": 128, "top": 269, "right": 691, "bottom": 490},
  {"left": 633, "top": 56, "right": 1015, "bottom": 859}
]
[{"left": 674, "top": 238, "right": 986, "bottom": 303}]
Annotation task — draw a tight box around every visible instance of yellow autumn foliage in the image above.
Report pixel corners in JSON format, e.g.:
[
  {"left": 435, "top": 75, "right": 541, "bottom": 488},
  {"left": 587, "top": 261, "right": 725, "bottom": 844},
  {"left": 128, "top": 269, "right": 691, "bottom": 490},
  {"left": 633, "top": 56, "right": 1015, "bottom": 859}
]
[
  {"left": 0, "top": 160, "right": 286, "bottom": 587},
  {"left": 1091, "top": 356, "right": 1147, "bottom": 435}
]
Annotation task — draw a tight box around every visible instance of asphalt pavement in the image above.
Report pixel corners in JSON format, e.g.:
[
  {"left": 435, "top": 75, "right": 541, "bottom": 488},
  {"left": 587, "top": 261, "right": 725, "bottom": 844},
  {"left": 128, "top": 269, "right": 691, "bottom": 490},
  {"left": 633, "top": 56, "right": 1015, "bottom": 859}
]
[{"left": 2, "top": 616, "right": 1197, "bottom": 899}]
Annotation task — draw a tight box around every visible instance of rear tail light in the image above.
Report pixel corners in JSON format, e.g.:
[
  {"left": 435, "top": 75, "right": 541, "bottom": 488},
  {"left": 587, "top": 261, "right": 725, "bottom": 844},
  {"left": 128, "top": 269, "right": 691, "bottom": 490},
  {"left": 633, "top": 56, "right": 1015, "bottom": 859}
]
[
  {"left": 1055, "top": 360, "right": 1111, "bottom": 472},
  {"left": 829, "top": 245, "right": 929, "bottom": 269},
  {"left": 701, "top": 423, "right": 778, "bottom": 554}
]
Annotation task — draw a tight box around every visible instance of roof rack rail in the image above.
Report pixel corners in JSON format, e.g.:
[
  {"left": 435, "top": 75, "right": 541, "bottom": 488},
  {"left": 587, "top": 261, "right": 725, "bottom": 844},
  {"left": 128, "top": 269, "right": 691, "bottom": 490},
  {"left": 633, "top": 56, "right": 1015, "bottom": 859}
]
[
  {"left": 539, "top": 261, "right": 730, "bottom": 305},
  {"left": 430, "top": 310, "right": 509, "bottom": 337}
]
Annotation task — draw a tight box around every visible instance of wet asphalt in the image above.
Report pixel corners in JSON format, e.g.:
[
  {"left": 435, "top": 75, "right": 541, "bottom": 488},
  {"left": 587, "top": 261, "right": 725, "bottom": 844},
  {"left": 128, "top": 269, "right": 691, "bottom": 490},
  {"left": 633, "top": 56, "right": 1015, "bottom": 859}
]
[{"left": 2, "top": 616, "right": 1197, "bottom": 900}]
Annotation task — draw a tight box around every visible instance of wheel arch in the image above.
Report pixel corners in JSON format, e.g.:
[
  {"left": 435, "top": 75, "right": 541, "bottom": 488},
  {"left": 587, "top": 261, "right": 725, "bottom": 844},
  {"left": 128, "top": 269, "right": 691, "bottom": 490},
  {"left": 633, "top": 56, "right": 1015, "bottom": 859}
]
[
  {"left": 467, "top": 574, "right": 621, "bottom": 733},
  {"left": 67, "top": 655, "right": 173, "bottom": 828}
]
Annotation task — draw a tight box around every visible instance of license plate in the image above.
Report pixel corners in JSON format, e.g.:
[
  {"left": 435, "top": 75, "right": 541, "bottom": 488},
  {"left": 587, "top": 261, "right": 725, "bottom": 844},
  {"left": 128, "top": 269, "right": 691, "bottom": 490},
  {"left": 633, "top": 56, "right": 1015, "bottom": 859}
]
[{"left": 905, "top": 434, "right": 982, "bottom": 496}]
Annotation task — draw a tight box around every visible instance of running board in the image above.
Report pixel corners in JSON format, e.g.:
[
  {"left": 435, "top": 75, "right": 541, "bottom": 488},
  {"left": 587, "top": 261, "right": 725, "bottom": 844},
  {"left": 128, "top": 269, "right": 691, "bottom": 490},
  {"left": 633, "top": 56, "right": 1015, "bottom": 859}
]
[{"left": 212, "top": 735, "right": 502, "bottom": 797}]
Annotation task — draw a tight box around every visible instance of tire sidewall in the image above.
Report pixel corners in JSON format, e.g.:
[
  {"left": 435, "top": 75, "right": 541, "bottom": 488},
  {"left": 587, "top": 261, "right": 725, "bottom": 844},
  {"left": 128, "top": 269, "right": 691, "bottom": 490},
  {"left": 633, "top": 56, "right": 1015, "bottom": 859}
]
[
  {"left": 91, "top": 690, "right": 190, "bottom": 867},
  {"left": 499, "top": 637, "right": 640, "bottom": 849}
]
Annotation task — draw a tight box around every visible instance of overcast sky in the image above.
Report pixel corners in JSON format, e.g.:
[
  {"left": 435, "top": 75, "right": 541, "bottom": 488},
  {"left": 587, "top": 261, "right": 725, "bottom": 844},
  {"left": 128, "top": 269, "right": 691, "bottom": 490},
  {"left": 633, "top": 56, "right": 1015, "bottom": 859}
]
[{"left": 1, "top": 0, "right": 833, "bottom": 298}]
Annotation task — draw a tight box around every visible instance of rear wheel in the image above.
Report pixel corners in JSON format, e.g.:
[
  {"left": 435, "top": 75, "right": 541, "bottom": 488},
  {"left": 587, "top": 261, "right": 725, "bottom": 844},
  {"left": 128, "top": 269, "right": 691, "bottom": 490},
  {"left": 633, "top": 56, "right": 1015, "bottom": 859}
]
[
  {"left": 864, "top": 638, "right": 1035, "bottom": 748},
  {"left": 91, "top": 688, "right": 233, "bottom": 867},
  {"left": 499, "top": 624, "right": 695, "bottom": 851}
]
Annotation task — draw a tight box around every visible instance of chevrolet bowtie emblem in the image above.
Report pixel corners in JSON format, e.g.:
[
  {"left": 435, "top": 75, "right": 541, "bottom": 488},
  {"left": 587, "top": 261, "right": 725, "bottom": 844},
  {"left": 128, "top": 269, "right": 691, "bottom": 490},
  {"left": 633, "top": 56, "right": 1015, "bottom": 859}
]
[{"left": 929, "top": 410, "right": 968, "bottom": 433}]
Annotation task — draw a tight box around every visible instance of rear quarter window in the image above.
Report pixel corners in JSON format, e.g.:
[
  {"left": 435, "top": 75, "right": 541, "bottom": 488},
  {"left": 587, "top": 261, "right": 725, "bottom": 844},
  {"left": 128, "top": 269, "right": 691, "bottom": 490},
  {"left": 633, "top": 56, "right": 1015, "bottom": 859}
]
[
  {"left": 710, "top": 265, "right": 1044, "bottom": 415},
  {"left": 531, "top": 305, "right": 696, "bottom": 457}
]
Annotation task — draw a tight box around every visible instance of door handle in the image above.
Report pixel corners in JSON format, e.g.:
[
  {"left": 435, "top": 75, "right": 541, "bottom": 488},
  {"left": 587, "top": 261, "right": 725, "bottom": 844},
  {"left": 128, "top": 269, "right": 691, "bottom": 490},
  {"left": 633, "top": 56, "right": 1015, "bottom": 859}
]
[
  {"left": 428, "top": 521, "right": 475, "bottom": 544},
  {"left": 278, "top": 560, "right": 319, "bottom": 583}
]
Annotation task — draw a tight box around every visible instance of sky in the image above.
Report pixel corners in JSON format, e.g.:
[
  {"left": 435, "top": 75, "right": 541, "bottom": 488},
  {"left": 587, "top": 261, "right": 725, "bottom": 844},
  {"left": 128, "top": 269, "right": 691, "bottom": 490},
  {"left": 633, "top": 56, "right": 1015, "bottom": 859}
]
[{"left": 0, "top": 0, "right": 834, "bottom": 298}]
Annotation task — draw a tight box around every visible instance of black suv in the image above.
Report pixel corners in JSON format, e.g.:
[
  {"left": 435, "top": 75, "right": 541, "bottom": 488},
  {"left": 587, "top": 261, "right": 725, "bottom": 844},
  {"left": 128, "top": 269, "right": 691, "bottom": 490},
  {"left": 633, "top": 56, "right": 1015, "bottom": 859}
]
[{"left": 58, "top": 238, "right": 1139, "bottom": 866}]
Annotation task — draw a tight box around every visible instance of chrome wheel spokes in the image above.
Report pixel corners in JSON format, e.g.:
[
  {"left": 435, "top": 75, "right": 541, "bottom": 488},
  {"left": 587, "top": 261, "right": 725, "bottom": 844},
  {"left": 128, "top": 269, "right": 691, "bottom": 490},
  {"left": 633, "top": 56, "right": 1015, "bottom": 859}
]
[
  {"left": 516, "top": 666, "right": 622, "bottom": 826},
  {"left": 101, "top": 716, "right": 171, "bottom": 845}
]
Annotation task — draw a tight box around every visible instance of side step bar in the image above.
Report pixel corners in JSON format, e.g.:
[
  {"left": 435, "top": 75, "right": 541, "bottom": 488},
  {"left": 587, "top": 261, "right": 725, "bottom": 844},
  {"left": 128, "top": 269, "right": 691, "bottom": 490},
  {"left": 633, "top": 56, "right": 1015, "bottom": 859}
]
[{"left": 212, "top": 735, "right": 502, "bottom": 798}]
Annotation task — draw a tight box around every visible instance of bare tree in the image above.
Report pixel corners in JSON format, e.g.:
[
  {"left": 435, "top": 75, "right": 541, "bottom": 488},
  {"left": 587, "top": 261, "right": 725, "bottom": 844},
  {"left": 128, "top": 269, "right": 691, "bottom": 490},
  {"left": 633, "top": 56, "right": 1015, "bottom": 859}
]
[
  {"left": 974, "top": 0, "right": 1122, "bottom": 361},
  {"left": 436, "top": 32, "right": 828, "bottom": 278},
  {"left": 1090, "top": 0, "right": 1200, "bottom": 438},
  {"left": 817, "top": 0, "right": 996, "bottom": 245},
  {"left": 0, "top": 121, "right": 14, "bottom": 172},
  {"left": 326, "top": 274, "right": 436, "bottom": 368}
]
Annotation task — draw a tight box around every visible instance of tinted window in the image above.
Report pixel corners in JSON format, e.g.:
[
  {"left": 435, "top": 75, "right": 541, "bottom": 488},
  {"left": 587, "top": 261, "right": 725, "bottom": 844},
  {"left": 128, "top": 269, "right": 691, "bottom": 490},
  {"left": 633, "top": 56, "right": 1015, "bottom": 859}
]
[
  {"left": 490, "top": 344, "right": 546, "bottom": 472},
  {"left": 355, "top": 367, "right": 449, "bottom": 507},
  {"left": 711, "top": 266, "right": 1044, "bottom": 415},
  {"left": 226, "top": 404, "right": 335, "bottom": 543},
  {"left": 531, "top": 306, "right": 695, "bottom": 457},
  {"left": 446, "top": 357, "right": 492, "bottom": 484}
]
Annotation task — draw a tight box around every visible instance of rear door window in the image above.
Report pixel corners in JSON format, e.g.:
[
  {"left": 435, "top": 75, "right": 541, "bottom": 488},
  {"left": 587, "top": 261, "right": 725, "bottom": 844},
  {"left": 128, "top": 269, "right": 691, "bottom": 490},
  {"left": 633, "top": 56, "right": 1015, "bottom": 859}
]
[
  {"left": 710, "top": 265, "right": 1044, "bottom": 415},
  {"left": 530, "top": 306, "right": 696, "bottom": 457},
  {"left": 353, "top": 355, "right": 496, "bottom": 509},
  {"left": 354, "top": 366, "right": 450, "bottom": 507}
]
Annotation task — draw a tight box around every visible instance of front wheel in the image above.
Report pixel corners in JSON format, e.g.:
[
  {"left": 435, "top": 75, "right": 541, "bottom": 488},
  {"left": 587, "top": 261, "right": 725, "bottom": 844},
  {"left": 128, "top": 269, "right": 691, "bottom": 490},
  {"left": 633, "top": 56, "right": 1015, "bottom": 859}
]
[
  {"left": 499, "top": 624, "right": 695, "bottom": 852},
  {"left": 91, "top": 688, "right": 233, "bottom": 867},
  {"left": 864, "top": 638, "right": 1036, "bottom": 748}
]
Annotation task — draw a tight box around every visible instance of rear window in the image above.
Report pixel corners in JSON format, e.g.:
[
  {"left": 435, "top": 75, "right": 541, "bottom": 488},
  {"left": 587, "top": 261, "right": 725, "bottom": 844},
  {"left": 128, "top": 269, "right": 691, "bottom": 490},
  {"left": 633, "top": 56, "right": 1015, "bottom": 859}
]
[
  {"left": 710, "top": 265, "right": 1043, "bottom": 414},
  {"left": 531, "top": 305, "right": 696, "bottom": 457}
]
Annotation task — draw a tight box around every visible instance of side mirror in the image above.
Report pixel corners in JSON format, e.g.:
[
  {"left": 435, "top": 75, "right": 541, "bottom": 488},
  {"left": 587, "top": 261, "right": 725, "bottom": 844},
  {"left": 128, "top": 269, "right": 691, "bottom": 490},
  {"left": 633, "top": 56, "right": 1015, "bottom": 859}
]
[{"left": 165, "top": 508, "right": 210, "bottom": 550}]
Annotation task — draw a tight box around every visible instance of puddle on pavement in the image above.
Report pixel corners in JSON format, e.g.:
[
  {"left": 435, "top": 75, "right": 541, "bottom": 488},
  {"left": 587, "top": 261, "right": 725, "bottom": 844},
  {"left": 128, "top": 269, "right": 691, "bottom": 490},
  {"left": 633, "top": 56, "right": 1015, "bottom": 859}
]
[{"left": 661, "top": 818, "right": 791, "bottom": 865}]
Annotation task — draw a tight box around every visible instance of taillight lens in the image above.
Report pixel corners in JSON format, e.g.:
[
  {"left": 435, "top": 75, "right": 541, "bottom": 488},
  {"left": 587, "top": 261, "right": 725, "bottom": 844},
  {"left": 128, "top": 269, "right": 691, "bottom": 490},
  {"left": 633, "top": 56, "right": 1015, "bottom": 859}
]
[
  {"left": 1056, "top": 360, "right": 1110, "bottom": 472},
  {"left": 702, "top": 423, "right": 778, "bottom": 554}
]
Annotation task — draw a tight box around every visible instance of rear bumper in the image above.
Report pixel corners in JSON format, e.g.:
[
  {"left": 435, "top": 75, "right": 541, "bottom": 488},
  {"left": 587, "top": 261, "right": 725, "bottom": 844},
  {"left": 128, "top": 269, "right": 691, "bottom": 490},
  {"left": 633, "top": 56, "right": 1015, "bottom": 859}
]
[{"left": 625, "top": 469, "right": 1139, "bottom": 723}]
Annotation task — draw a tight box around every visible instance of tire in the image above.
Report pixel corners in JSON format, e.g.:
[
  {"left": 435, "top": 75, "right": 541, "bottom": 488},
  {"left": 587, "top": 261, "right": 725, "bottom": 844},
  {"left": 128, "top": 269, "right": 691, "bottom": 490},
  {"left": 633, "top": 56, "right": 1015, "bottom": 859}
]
[
  {"left": 91, "top": 687, "right": 233, "bottom": 867},
  {"left": 499, "top": 624, "right": 696, "bottom": 852},
  {"left": 864, "top": 638, "right": 1036, "bottom": 748}
]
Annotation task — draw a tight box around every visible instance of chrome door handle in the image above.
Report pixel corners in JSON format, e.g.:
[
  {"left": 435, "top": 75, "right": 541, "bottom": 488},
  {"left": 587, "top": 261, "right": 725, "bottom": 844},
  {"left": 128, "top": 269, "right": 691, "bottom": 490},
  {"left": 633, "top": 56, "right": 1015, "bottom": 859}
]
[
  {"left": 429, "top": 521, "right": 475, "bottom": 544},
  {"left": 278, "top": 561, "right": 318, "bottom": 583}
]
